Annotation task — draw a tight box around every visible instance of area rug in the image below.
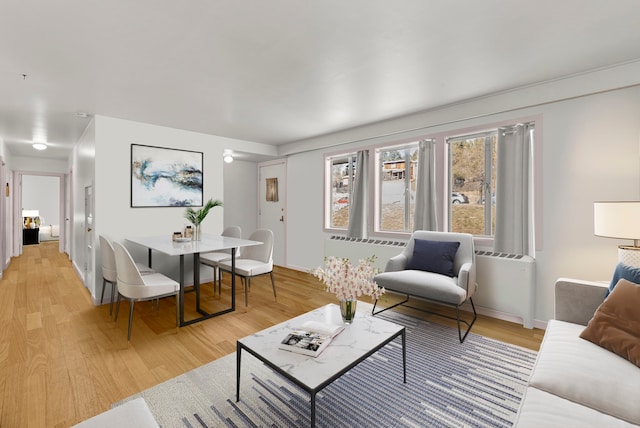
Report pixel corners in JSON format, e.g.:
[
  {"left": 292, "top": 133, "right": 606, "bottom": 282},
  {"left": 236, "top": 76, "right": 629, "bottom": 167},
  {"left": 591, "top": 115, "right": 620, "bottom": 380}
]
[{"left": 115, "top": 311, "right": 537, "bottom": 427}]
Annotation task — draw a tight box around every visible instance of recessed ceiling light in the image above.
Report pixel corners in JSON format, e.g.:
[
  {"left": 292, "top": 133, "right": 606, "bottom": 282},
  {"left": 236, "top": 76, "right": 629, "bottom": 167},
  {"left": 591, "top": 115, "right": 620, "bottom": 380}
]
[
  {"left": 32, "top": 143, "right": 47, "bottom": 151},
  {"left": 223, "top": 153, "right": 234, "bottom": 163}
]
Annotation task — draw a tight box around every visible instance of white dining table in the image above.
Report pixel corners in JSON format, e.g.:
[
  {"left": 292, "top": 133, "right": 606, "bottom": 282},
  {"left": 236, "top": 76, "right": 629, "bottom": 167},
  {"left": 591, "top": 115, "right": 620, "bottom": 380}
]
[{"left": 126, "top": 234, "right": 261, "bottom": 326}]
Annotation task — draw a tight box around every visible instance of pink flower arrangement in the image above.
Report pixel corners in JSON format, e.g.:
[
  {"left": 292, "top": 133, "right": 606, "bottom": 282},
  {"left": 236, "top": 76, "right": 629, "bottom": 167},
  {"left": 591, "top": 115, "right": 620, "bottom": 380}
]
[{"left": 311, "top": 256, "right": 385, "bottom": 301}]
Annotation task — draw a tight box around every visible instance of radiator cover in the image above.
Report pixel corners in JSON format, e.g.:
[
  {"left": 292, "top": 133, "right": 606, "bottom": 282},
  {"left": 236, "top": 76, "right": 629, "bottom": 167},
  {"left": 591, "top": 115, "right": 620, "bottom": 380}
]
[{"left": 324, "top": 236, "right": 536, "bottom": 328}]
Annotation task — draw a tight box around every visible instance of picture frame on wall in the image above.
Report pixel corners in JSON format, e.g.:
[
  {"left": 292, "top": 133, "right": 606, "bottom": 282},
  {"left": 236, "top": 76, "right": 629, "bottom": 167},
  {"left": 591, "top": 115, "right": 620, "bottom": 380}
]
[{"left": 130, "top": 144, "right": 203, "bottom": 207}]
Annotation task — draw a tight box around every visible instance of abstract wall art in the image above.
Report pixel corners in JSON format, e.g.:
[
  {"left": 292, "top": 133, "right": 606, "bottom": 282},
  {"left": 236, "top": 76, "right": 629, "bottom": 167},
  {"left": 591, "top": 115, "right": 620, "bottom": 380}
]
[{"left": 131, "top": 144, "right": 203, "bottom": 207}]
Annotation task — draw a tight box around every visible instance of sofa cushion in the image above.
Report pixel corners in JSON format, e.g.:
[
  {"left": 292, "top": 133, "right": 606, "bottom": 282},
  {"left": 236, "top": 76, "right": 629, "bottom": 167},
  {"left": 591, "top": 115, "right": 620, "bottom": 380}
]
[
  {"left": 580, "top": 278, "right": 640, "bottom": 367},
  {"left": 514, "top": 387, "right": 638, "bottom": 428},
  {"left": 406, "top": 239, "right": 459, "bottom": 277},
  {"left": 529, "top": 320, "right": 640, "bottom": 425},
  {"left": 72, "top": 398, "right": 159, "bottom": 428},
  {"left": 607, "top": 262, "right": 640, "bottom": 296}
]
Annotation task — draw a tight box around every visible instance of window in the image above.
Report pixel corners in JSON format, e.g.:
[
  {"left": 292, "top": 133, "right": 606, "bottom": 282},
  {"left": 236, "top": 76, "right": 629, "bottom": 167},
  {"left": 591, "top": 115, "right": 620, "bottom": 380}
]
[
  {"left": 326, "top": 153, "right": 357, "bottom": 229},
  {"left": 447, "top": 131, "right": 497, "bottom": 236},
  {"left": 376, "top": 143, "right": 419, "bottom": 233},
  {"left": 323, "top": 117, "right": 537, "bottom": 248}
]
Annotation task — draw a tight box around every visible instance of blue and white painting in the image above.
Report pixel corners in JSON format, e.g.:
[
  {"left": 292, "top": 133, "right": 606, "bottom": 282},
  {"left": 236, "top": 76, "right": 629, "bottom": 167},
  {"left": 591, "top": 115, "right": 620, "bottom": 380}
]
[{"left": 131, "top": 144, "right": 203, "bottom": 207}]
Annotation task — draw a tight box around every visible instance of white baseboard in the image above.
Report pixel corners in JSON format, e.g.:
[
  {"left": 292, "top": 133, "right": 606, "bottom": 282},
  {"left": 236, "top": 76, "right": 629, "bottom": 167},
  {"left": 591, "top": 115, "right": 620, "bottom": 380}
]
[{"left": 72, "top": 260, "right": 84, "bottom": 283}]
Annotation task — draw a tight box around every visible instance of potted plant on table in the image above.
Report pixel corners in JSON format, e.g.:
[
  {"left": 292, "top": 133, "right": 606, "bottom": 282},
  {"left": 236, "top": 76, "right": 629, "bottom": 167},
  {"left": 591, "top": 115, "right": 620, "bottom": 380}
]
[
  {"left": 311, "top": 256, "right": 385, "bottom": 324},
  {"left": 184, "top": 198, "right": 223, "bottom": 240}
]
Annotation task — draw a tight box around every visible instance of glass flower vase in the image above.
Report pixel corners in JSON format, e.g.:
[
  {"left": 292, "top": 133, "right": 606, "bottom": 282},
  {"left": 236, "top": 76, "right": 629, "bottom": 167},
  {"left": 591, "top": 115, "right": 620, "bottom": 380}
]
[{"left": 339, "top": 299, "right": 357, "bottom": 324}]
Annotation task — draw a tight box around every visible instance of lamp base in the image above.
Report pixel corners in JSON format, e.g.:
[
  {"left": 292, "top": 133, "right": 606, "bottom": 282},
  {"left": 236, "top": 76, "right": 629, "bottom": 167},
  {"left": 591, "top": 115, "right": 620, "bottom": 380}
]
[{"left": 618, "top": 245, "right": 640, "bottom": 268}]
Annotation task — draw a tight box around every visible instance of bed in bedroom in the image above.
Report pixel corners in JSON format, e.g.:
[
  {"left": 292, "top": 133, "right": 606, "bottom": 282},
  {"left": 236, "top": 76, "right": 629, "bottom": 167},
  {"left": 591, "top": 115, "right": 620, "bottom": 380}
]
[{"left": 39, "top": 224, "right": 60, "bottom": 241}]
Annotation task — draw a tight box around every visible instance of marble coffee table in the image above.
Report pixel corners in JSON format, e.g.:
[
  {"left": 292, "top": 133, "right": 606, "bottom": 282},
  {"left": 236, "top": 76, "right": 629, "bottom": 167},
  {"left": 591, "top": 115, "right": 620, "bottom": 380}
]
[{"left": 236, "top": 301, "right": 406, "bottom": 427}]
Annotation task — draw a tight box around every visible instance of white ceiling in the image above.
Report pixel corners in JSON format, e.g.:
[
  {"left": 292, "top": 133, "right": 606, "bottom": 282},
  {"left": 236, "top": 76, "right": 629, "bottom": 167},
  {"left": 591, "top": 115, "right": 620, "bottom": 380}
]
[{"left": 2, "top": 1, "right": 640, "bottom": 160}]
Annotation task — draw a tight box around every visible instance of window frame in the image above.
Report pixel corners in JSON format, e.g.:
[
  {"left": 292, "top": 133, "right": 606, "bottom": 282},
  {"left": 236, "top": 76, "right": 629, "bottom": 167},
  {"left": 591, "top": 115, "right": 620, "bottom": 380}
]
[
  {"left": 322, "top": 115, "right": 542, "bottom": 250},
  {"left": 323, "top": 151, "right": 358, "bottom": 231},
  {"left": 446, "top": 130, "right": 498, "bottom": 238},
  {"left": 374, "top": 141, "right": 420, "bottom": 235}
]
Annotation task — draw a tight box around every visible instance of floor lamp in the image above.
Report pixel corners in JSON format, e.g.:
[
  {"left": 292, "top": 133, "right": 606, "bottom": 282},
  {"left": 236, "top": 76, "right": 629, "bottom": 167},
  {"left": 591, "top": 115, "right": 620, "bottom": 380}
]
[{"left": 594, "top": 201, "right": 640, "bottom": 268}]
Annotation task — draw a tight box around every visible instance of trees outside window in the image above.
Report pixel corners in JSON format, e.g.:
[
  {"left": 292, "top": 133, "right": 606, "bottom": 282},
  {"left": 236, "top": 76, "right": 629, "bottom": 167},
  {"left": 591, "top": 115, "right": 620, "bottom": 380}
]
[
  {"left": 448, "top": 132, "right": 497, "bottom": 236},
  {"left": 327, "top": 153, "right": 357, "bottom": 229},
  {"left": 376, "top": 143, "right": 419, "bottom": 233}
]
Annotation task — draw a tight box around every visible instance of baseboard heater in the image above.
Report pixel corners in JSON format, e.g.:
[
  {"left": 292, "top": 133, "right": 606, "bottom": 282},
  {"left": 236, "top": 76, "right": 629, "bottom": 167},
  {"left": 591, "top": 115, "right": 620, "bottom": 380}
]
[
  {"left": 324, "top": 236, "right": 536, "bottom": 328},
  {"left": 324, "top": 236, "right": 407, "bottom": 272}
]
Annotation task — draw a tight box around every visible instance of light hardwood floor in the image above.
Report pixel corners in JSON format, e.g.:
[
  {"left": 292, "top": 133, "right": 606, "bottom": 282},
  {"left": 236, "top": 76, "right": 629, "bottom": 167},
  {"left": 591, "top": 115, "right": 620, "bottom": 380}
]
[{"left": 0, "top": 241, "right": 544, "bottom": 427}]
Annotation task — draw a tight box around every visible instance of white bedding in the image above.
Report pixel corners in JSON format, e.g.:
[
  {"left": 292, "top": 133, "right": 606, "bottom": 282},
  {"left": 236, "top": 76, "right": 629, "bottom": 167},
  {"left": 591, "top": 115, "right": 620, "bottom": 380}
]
[{"left": 39, "top": 224, "right": 60, "bottom": 241}]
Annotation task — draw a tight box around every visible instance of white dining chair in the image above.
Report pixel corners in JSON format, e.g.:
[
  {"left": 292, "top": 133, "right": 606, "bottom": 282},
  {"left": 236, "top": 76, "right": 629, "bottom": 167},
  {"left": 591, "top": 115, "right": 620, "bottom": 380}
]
[
  {"left": 99, "top": 235, "right": 154, "bottom": 316},
  {"left": 200, "top": 226, "right": 241, "bottom": 295},
  {"left": 217, "top": 228, "right": 276, "bottom": 307},
  {"left": 112, "top": 241, "right": 180, "bottom": 341}
]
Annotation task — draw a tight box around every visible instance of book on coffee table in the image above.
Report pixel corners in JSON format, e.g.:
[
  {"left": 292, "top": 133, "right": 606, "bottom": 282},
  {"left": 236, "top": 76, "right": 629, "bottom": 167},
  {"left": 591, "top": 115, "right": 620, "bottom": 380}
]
[{"left": 278, "top": 321, "right": 345, "bottom": 357}]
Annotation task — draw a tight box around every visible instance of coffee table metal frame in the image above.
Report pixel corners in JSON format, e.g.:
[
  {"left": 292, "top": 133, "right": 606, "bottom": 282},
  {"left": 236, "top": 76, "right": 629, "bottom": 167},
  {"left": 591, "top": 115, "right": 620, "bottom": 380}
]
[{"left": 236, "top": 302, "right": 406, "bottom": 427}]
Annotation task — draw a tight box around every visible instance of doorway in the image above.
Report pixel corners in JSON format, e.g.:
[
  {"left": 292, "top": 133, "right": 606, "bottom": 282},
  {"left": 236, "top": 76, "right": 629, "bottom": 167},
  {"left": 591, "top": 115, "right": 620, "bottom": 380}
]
[
  {"left": 258, "top": 160, "right": 286, "bottom": 266},
  {"left": 12, "top": 171, "right": 67, "bottom": 257}
]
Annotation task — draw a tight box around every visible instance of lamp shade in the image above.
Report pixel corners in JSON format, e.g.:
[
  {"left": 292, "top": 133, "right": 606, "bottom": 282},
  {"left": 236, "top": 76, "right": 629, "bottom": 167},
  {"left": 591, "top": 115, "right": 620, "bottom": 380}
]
[{"left": 594, "top": 201, "right": 640, "bottom": 240}]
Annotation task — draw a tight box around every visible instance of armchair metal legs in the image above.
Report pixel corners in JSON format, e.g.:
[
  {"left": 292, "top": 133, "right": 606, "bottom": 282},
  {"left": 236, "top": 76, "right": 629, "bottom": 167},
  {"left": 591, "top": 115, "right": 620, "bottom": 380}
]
[
  {"left": 455, "top": 298, "right": 477, "bottom": 343},
  {"left": 372, "top": 295, "right": 477, "bottom": 343}
]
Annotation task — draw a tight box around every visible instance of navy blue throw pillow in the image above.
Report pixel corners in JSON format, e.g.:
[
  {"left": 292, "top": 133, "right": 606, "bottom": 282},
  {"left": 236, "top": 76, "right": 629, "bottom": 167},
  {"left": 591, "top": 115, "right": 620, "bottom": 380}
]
[
  {"left": 607, "top": 262, "right": 640, "bottom": 297},
  {"left": 406, "top": 239, "right": 460, "bottom": 277}
]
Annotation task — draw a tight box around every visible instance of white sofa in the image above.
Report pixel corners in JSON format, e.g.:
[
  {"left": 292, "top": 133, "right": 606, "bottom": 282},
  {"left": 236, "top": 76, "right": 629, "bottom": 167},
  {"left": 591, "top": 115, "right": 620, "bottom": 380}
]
[
  {"left": 514, "top": 278, "right": 640, "bottom": 427},
  {"left": 72, "top": 398, "right": 158, "bottom": 428}
]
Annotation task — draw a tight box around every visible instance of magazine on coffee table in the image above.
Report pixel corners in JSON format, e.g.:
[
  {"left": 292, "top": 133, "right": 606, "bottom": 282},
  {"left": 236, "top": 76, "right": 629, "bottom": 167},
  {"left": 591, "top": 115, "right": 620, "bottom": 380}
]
[{"left": 278, "top": 321, "right": 345, "bottom": 357}]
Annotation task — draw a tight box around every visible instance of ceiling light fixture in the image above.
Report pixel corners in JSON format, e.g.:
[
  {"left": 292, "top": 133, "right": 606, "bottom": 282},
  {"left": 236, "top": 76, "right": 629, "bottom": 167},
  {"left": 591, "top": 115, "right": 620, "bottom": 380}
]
[
  {"left": 223, "top": 153, "right": 234, "bottom": 163},
  {"left": 32, "top": 143, "right": 47, "bottom": 151}
]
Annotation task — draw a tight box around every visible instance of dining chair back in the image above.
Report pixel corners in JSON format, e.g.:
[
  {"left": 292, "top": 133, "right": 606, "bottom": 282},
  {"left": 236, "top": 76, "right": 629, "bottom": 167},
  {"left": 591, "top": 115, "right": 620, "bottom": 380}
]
[
  {"left": 112, "top": 241, "right": 180, "bottom": 341},
  {"left": 217, "top": 228, "right": 275, "bottom": 307},
  {"left": 99, "top": 235, "right": 117, "bottom": 300},
  {"left": 200, "top": 226, "right": 242, "bottom": 294},
  {"left": 100, "top": 235, "right": 154, "bottom": 316}
]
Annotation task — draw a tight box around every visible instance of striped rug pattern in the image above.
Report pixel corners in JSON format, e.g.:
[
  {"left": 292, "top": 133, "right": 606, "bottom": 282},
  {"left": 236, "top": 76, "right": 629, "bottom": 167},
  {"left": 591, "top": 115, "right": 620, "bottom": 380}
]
[{"left": 117, "top": 311, "right": 537, "bottom": 427}]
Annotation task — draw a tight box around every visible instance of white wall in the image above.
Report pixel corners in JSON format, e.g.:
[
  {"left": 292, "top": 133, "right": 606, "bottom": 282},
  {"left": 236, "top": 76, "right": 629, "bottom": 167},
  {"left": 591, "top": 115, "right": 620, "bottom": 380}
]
[
  {"left": 91, "top": 115, "right": 249, "bottom": 302},
  {"left": 11, "top": 156, "right": 68, "bottom": 174},
  {"left": 223, "top": 160, "right": 258, "bottom": 238},
  {"left": 22, "top": 175, "right": 60, "bottom": 226},
  {"left": 277, "top": 82, "right": 640, "bottom": 325}
]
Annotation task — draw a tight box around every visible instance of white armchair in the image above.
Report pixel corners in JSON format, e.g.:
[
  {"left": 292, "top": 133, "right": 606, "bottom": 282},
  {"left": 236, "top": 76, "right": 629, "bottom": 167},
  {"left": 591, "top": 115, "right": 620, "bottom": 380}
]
[{"left": 373, "top": 230, "right": 477, "bottom": 342}]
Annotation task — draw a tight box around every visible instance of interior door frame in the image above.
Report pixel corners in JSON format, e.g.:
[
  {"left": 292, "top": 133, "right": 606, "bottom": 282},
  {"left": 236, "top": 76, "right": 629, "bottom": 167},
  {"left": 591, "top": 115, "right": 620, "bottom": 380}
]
[
  {"left": 0, "top": 157, "right": 6, "bottom": 276},
  {"left": 12, "top": 170, "right": 67, "bottom": 257},
  {"left": 258, "top": 159, "right": 287, "bottom": 267}
]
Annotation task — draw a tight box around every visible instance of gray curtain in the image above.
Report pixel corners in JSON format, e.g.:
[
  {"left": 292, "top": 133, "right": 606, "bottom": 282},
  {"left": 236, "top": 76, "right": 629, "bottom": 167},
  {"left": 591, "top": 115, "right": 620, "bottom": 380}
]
[
  {"left": 413, "top": 139, "right": 437, "bottom": 231},
  {"left": 348, "top": 150, "right": 369, "bottom": 238},
  {"left": 494, "top": 123, "right": 534, "bottom": 255}
]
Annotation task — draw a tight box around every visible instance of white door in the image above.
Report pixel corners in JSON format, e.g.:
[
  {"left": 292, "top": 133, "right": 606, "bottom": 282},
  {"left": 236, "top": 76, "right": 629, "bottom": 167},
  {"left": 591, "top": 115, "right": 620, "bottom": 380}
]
[
  {"left": 84, "top": 185, "right": 94, "bottom": 290},
  {"left": 0, "top": 157, "right": 5, "bottom": 273},
  {"left": 258, "top": 160, "right": 286, "bottom": 266}
]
